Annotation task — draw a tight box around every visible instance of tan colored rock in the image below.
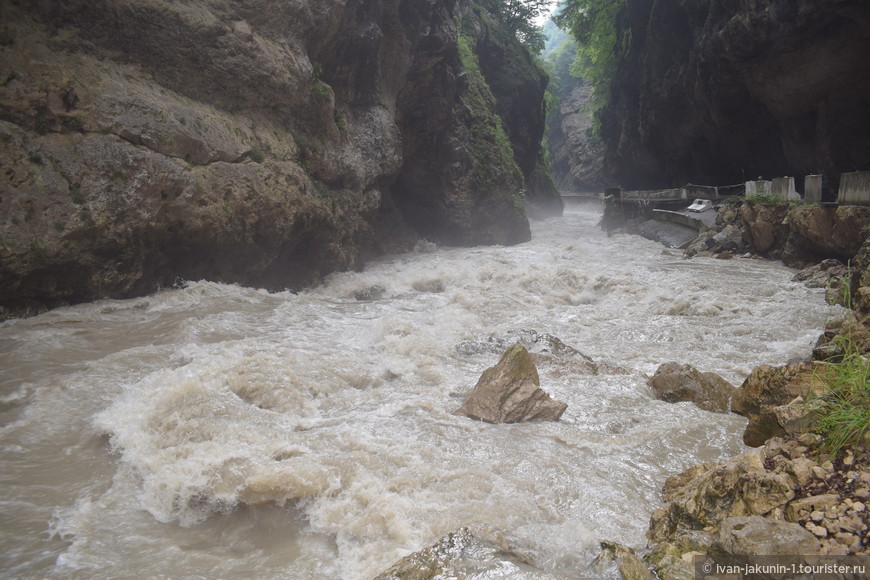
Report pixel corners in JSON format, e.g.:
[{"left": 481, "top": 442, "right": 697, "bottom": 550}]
[
  {"left": 807, "top": 522, "right": 829, "bottom": 538},
  {"left": 835, "top": 532, "right": 860, "bottom": 548},
  {"left": 787, "top": 456, "right": 817, "bottom": 488},
  {"left": 786, "top": 494, "right": 840, "bottom": 523},
  {"left": 648, "top": 362, "right": 735, "bottom": 413},
  {"left": 738, "top": 472, "right": 795, "bottom": 516},
  {"left": 787, "top": 205, "right": 870, "bottom": 263},
  {"left": 372, "top": 526, "right": 542, "bottom": 580},
  {"left": 773, "top": 397, "right": 821, "bottom": 436},
  {"left": 454, "top": 345, "right": 567, "bottom": 423},
  {"left": 731, "top": 363, "right": 828, "bottom": 447},
  {"left": 711, "top": 516, "right": 822, "bottom": 559},
  {"left": 594, "top": 541, "right": 656, "bottom": 580},
  {"left": 739, "top": 203, "right": 789, "bottom": 254}
]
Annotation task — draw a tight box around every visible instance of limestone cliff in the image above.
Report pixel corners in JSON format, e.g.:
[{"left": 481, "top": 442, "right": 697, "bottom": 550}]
[
  {"left": 547, "top": 77, "right": 611, "bottom": 192},
  {"left": 542, "top": 31, "right": 611, "bottom": 194},
  {"left": 0, "top": 0, "right": 552, "bottom": 317},
  {"left": 600, "top": 0, "right": 870, "bottom": 189}
]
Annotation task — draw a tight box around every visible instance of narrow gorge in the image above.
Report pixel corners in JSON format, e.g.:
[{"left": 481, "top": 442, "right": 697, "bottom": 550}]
[{"left": 2, "top": 1, "right": 870, "bottom": 579}]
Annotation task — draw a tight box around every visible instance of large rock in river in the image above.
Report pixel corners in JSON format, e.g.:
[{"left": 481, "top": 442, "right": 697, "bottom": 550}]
[
  {"left": 455, "top": 344, "right": 567, "bottom": 423},
  {"left": 731, "top": 363, "right": 828, "bottom": 447},
  {"left": 648, "top": 362, "right": 735, "bottom": 413},
  {"left": 373, "top": 525, "right": 548, "bottom": 579}
]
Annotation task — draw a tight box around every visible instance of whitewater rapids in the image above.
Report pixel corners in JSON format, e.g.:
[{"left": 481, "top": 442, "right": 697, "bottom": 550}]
[{"left": 0, "top": 205, "right": 832, "bottom": 578}]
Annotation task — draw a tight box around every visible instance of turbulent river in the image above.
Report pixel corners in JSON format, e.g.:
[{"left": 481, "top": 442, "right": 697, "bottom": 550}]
[{"left": 1, "top": 204, "right": 833, "bottom": 579}]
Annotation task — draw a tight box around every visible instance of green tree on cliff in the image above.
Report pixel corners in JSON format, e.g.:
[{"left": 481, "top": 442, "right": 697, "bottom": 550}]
[
  {"left": 480, "top": 0, "right": 555, "bottom": 53},
  {"left": 553, "top": 0, "right": 627, "bottom": 109}
]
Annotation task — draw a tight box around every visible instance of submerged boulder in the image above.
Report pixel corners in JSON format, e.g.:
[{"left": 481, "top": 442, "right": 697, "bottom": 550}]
[
  {"left": 372, "top": 525, "right": 546, "bottom": 579},
  {"left": 648, "top": 362, "right": 736, "bottom": 413},
  {"left": 454, "top": 344, "right": 567, "bottom": 423}
]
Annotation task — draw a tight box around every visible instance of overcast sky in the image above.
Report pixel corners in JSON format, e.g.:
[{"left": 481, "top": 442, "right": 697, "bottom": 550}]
[{"left": 535, "top": 2, "right": 557, "bottom": 26}]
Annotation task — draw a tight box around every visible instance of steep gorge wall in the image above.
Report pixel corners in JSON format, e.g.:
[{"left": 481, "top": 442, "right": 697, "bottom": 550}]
[
  {"left": 0, "top": 0, "right": 553, "bottom": 317},
  {"left": 600, "top": 0, "right": 870, "bottom": 189},
  {"left": 546, "top": 77, "right": 611, "bottom": 192}
]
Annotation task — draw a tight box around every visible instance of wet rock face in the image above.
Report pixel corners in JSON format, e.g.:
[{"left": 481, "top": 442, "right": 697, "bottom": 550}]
[
  {"left": 373, "top": 525, "right": 555, "bottom": 579},
  {"left": 601, "top": 0, "right": 870, "bottom": 188},
  {"left": 645, "top": 435, "right": 870, "bottom": 579},
  {"left": 685, "top": 202, "right": 870, "bottom": 268},
  {"left": 648, "top": 362, "right": 736, "bottom": 414},
  {"left": 546, "top": 78, "right": 611, "bottom": 192},
  {"left": 455, "top": 344, "right": 568, "bottom": 423},
  {"left": 0, "top": 0, "right": 547, "bottom": 317},
  {"left": 731, "top": 363, "right": 826, "bottom": 447}
]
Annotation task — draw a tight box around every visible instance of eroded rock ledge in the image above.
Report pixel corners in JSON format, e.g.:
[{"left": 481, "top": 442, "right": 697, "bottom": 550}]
[
  {"left": 645, "top": 435, "right": 870, "bottom": 579},
  {"left": 0, "top": 0, "right": 558, "bottom": 318}
]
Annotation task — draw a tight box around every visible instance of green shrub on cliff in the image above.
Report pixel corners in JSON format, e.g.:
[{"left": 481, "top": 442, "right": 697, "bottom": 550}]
[
  {"left": 554, "top": 0, "right": 628, "bottom": 111},
  {"left": 812, "top": 336, "right": 870, "bottom": 454},
  {"left": 457, "top": 34, "right": 524, "bottom": 199},
  {"left": 478, "top": 0, "right": 554, "bottom": 53}
]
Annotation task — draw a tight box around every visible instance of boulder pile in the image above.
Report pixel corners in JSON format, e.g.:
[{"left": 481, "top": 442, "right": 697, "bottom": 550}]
[{"left": 646, "top": 434, "right": 870, "bottom": 579}]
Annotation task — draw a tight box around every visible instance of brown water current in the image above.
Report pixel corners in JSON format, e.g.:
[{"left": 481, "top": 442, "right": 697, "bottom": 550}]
[{"left": 0, "top": 205, "right": 836, "bottom": 578}]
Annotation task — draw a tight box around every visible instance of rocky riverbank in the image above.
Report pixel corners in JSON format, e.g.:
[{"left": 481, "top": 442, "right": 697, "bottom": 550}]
[
  {"left": 646, "top": 434, "right": 869, "bottom": 579},
  {"left": 371, "top": 204, "right": 870, "bottom": 579},
  {"left": 643, "top": 208, "right": 870, "bottom": 578},
  {"left": 685, "top": 201, "right": 870, "bottom": 269}
]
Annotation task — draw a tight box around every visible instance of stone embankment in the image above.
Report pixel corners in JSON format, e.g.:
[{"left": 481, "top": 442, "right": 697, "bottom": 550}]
[
  {"left": 686, "top": 201, "right": 870, "bottom": 269},
  {"left": 645, "top": 434, "right": 869, "bottom": 579},
  {"left": 640, "top": 210, "right": 870, "bottom": 578}
]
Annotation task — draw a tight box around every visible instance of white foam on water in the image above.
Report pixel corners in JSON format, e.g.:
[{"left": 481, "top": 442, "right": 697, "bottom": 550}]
[{"left": 0, "top": 207, "right": 836, "bottom": 579}]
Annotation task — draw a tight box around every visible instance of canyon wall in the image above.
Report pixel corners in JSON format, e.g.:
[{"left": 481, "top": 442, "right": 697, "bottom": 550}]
[
  {"left": 600, "top": 0, "right": 870, "bottom": 189},
  {"left": 0, "top": 0, "right": 555, "bottom": 317},
  {"left": 546, "top": 76, "right": 611, "bottom": 193}
]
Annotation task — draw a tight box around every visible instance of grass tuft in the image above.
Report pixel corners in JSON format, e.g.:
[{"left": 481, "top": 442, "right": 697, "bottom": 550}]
[{"left": 812, "top": 335, "right": 870, "bottom": 455}]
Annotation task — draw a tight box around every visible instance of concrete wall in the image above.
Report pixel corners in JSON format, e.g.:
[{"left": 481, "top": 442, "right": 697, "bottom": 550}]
[
  {"left": 651, "top": 209, "right": 708, "bottom": 232},
  {"left": 772, "top": 176, "right": 800, "bottom": 201},
  {"left": 838, "top": 171, "right": 870, "bottom": 205},
  {"left": 805, "top": 174, "right": 824, "bottom": 203},
  {"left": 745, "top": 180, "right": 772, "bottom": 196},
  {"left": 684, "top": 184, "right": 719, "bottom": 200}
]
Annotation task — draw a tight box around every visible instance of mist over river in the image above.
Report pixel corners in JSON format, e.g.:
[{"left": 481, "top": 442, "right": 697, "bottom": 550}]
[{"left": 0, "top": 205, "right": 833, "bottom": 579}]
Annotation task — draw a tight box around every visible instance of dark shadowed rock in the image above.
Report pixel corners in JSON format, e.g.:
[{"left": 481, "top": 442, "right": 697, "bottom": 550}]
[
  {"left": 648, "top": 362, "right": 736, "bottom": 413},
  {"left": 455, "top": 344, "right": 567, "bottom": 423},
  {"left": 601, "top": 0, "right": 870, "bottom": 189}
]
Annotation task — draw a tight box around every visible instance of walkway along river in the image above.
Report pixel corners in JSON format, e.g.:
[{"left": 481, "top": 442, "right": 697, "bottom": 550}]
[{"left": 0, "top": 205, "right": 835, "bottom": 578}]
